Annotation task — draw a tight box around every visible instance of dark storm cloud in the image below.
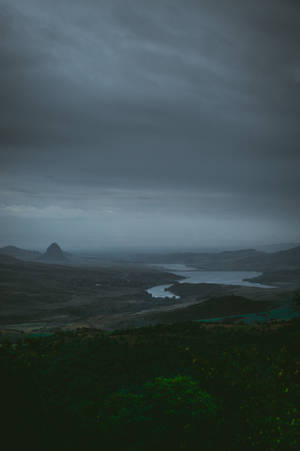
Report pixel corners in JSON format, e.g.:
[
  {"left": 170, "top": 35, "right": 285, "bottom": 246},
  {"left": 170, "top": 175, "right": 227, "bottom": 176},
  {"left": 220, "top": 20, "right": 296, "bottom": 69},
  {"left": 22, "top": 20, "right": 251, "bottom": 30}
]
[{"left": 0, "top": 0, "right": 299, "bottom": 248}]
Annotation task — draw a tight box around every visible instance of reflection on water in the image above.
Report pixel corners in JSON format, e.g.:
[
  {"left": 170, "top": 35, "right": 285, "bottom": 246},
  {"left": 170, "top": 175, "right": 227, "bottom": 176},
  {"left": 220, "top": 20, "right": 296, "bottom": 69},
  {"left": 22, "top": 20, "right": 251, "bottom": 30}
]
[{"left": 147, "top": 264, "right": 274, "bottom": 299}]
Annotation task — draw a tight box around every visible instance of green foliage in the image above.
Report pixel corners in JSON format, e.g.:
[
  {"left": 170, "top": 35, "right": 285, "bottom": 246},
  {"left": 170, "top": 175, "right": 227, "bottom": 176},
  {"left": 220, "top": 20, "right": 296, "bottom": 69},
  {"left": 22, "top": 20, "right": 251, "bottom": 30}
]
[
  {"left": 1, "top": 320, "right": 300, "bottom": 450},
  {"left": 100, "top": 375, "right": 217, "bottom": 450}
]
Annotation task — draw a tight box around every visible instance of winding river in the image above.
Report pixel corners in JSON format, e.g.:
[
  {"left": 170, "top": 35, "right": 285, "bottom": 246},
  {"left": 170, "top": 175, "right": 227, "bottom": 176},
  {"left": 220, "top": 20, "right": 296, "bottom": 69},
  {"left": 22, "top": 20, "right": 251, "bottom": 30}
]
[{"left": 147, "top": 264, "right": 274, "bottom": 299}]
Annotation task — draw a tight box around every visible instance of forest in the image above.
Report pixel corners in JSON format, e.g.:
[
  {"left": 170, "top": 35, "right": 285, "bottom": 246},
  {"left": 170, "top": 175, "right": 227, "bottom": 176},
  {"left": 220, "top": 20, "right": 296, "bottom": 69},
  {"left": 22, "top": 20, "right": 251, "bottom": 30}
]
[{"left": 1, "top": 318, "right": 300, "bottom": 450}]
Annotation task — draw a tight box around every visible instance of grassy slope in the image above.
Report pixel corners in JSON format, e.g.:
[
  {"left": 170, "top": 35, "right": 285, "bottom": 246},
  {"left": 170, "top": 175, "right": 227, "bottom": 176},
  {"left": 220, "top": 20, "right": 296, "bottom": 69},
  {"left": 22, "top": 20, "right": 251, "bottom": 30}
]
[
  {"left": 0, "top": 260, "right": 178, "bottom": 326},
  {"left": 145, "top": 295, "right": 275, "bottom": 323}
]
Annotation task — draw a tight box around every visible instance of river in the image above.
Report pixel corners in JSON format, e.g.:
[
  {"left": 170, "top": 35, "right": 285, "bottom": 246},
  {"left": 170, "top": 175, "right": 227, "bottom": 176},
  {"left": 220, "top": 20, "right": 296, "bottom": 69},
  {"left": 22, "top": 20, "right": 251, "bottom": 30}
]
[{"left": 147, "top": 264, "right": 274, "bottom": 299}]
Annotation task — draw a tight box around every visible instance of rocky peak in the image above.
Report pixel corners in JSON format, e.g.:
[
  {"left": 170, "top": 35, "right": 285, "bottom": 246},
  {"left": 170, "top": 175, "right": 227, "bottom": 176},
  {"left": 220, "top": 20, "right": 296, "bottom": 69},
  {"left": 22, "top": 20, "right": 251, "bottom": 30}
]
[{"left": 43, "top": 242, "right": 67, "bottom": 261}]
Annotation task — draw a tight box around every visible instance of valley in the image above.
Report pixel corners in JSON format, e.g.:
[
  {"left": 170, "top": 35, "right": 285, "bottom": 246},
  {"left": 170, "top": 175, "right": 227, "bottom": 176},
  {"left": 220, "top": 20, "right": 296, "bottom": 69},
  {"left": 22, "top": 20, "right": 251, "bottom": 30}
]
[{"left": 0, "top": 244, "right": 299, "bottom": 333}]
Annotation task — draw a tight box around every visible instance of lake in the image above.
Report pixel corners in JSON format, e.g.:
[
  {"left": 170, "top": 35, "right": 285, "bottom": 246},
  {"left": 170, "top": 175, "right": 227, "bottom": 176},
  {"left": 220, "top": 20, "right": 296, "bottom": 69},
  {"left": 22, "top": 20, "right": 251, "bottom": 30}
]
[{"left": 147, "top": 264, "right": 274, "bottom": 299}]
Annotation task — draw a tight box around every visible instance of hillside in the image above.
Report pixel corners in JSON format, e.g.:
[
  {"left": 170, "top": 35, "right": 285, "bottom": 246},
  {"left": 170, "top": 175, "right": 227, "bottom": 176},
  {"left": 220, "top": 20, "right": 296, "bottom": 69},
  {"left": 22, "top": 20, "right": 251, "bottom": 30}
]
[
  {"left": 0, "top": 254, "right": 21, "bottom": 264},
  {"left": 0, "top": 245, "right": 41, "bottom": 261},
  {"left": 145, "top": 295, "right": 275, "bottom": 324},
  {"left": 233, "top": 246, "right": 300, "bottom": 271},
  {"left": 0, "top": 258, "right": 179, "bottom": 329},
  {"left": 136, "top": 246, "right": 300, "bottom": 271},
  {"left": 246, "top": 268, "right": 300, "bottom": 290}
]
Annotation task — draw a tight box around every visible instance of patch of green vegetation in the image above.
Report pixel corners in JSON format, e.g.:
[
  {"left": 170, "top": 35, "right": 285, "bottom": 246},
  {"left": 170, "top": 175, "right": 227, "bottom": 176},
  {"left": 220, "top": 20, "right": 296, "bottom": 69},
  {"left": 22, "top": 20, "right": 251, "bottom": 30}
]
[
  {"left": 100, "top": 375, "right": 217, "bottom": 450},
  {"left": 1, "top": 321, "right": 300, "bottom": 450}
]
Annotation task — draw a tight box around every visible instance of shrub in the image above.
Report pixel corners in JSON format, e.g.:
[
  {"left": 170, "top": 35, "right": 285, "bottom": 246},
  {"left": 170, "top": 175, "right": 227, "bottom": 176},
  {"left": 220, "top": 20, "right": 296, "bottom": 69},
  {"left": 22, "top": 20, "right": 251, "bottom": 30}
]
[{"left": 99, "top": 375, "right": 217, "bottom": 450}]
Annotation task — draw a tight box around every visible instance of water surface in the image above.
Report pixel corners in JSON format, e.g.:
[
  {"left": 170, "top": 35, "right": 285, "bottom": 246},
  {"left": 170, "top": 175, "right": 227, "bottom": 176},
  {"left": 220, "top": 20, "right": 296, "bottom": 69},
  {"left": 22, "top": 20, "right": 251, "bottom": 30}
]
[{"left": 147, "top": 264, "right": 274, "bottom": 299}]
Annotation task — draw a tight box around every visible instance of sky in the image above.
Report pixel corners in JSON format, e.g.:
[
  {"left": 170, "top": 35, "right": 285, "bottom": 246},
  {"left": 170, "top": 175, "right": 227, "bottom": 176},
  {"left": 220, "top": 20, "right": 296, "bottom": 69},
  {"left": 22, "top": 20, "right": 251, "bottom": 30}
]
[{"left": 0, "top": 0, "right": 299, "bottom": 251}]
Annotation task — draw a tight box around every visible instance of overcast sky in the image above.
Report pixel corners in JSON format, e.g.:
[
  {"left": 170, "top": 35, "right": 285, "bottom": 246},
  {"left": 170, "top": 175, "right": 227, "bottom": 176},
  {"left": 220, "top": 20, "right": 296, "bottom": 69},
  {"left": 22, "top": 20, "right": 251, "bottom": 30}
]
[{"left": 0, "top": 0, "right": 299, "bottom": 251}]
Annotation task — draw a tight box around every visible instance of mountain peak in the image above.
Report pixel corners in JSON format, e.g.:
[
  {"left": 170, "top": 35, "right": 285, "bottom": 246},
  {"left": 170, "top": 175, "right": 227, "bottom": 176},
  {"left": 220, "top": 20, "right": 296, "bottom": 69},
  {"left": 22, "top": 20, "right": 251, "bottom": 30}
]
[
  {"left": 43, "top": 242, "right": 67, "bottom": 261},
  {"left": 47, "top": 242, "right": 61, "bottom": 250}
]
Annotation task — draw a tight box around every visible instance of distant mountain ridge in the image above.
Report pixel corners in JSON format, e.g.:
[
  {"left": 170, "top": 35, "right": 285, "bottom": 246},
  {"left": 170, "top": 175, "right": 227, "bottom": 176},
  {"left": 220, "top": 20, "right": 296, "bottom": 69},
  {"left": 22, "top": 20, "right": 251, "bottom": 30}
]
[
  {"left": 0, "top": 245, "right": 41, "bottom": 261},
  {"left": 136, "top": 246, "right": 300, "bottom": 271},
  {"left": 0, "top": 243, "right": 299, "bottom": 271},
  {"left": 0, "top": 243, "right": 68, "bottom": 264},
  {"left": 233, "top": 246, "right": 300, "bottom": 271},
  {"left": 255, "top": 242, "right": 300, "bottom": 253}
]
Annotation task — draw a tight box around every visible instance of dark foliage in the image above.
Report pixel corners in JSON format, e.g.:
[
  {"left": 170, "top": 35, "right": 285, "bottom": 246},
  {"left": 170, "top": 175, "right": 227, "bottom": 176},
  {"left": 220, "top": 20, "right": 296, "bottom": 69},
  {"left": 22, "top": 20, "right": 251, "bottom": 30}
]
[{"left": 1, "top": 320, "right": 300, "bottom": 450}]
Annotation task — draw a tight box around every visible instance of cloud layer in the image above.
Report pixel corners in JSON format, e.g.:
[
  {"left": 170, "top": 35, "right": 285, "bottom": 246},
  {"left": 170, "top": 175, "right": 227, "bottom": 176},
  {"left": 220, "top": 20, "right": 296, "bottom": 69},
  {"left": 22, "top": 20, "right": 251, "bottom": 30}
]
[{"left": 1, "top": 0, "right": 299, "bottom": 249}]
